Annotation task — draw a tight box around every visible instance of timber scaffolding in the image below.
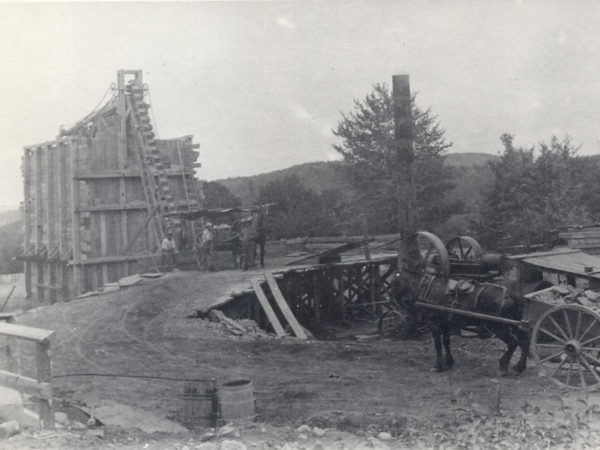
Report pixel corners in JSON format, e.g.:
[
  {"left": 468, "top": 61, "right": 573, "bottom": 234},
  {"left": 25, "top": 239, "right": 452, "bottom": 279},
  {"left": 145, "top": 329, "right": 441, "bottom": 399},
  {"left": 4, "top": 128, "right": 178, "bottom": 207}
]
[
  {"left": 22, "top": 70, "right": 203, "bottom": 302},
  {"left": 206, "top": 254, "right": 399, "bottom": 335}
]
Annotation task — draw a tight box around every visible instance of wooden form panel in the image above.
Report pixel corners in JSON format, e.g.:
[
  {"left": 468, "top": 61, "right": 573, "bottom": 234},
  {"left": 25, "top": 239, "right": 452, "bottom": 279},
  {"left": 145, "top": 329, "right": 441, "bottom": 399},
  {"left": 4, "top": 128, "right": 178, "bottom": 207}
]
[{"left": 23, "top": 84, "right": 201, "bottom": 301}]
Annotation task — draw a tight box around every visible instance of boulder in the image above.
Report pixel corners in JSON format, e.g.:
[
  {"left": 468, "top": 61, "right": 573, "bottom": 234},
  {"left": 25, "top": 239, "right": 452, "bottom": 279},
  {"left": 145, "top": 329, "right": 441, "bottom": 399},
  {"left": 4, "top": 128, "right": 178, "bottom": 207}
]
[
  {"left": 208, "top": 310, "right": 226, "bottom": 323},
  {"left": 312, "top": 426, "right": 326, "bottom": 437},
  {"left": 0, "top": 420, "right": 19, "bottom": 439},
  {"left": 378, "top": 431, "right": 392, "bottom": 441},
  {"left": 220, "top": 440, "right": 247, "bottom": 450}
]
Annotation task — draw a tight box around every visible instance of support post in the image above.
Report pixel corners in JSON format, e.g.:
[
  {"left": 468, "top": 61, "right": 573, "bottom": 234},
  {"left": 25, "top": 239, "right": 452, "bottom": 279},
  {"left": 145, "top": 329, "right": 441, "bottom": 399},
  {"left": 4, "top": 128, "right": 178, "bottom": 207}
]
[
  {"left": 23, "top": 148, "right": 32, "bottom": 301},
  {"left": 36, "top": 340, "right": 54, "bottom": 429}
]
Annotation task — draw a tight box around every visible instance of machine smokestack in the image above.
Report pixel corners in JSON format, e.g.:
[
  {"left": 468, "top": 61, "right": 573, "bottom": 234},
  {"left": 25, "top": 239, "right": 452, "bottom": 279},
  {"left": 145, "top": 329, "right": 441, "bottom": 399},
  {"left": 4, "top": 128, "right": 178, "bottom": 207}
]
[{"left": 392, "top": 74, "right": 418, "bottom": 271}]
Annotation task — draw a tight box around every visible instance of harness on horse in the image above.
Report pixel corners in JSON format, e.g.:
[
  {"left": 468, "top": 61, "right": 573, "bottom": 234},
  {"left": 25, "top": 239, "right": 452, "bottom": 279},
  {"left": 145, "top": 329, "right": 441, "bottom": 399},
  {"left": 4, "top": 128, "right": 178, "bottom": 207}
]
[{"left": 419, "top": 274, "right": 510, "bottom": 317}]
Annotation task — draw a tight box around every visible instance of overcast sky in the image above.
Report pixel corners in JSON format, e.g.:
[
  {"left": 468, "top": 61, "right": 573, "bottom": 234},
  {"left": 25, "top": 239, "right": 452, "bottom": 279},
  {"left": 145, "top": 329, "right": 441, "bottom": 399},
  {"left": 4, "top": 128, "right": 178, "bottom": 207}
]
[{"left": 1, "top": 1, "right": 600, "bottom": 206}]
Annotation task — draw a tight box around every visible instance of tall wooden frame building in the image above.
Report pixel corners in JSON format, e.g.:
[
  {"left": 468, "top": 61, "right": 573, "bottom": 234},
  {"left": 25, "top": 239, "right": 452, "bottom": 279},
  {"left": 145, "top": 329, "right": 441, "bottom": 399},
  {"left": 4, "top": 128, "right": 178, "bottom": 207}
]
[{"left": 22, "top": 70, "right": 202, "bottom": 302}]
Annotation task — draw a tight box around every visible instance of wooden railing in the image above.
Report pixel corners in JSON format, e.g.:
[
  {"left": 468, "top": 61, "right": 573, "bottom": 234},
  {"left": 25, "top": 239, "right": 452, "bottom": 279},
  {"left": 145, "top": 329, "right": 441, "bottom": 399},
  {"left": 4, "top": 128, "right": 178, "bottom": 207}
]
[{"left": 0, "top": 321, "right": 54, "bottom": 429}]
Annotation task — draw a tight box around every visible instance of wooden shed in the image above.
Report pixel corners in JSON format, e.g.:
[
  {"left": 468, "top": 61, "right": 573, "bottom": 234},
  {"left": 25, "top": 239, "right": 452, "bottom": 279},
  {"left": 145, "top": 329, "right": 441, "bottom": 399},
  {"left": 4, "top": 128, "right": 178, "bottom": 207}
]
[
  {"left": 558, "top": 225, "right": 600, "bottom": 255},
  {"left": 22, "top": 70, "right": 202, "bottom": 302}
]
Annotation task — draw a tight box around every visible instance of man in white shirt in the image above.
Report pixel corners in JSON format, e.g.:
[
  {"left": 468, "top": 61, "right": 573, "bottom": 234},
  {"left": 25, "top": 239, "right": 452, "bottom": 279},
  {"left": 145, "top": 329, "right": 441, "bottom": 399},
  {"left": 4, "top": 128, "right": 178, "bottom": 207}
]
[
  {"left": 199, "top": 223, "right": 215, "bottom": 271},
  {"left": 161, "top": 231, "right": 178, "bottom": 271}
]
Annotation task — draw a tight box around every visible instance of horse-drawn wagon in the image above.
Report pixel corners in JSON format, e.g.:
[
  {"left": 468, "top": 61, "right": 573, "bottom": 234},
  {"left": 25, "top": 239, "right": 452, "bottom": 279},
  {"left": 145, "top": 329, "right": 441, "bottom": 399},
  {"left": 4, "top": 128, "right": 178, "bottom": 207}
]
[{"left": 383, "top": 231, "right": 600, "bottom": 390}]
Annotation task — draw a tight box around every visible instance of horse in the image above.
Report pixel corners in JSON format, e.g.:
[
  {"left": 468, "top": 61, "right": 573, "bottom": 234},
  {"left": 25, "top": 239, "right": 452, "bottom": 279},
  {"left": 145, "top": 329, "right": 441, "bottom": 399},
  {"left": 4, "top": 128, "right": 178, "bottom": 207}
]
[{"left": 412, "top": 273, "right": 530, "bottom": 375}]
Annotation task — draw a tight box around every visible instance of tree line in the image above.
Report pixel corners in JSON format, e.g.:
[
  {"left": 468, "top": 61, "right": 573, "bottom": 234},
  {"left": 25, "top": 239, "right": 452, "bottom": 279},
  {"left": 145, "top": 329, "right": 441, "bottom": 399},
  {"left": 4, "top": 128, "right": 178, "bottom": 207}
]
[{"left": 206, "top": 82, "right": 600, "bottom": 251}]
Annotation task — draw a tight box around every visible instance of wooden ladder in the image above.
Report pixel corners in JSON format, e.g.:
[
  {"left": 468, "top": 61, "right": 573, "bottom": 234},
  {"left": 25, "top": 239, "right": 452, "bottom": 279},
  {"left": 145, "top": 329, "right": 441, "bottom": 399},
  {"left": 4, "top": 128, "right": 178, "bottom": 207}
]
[
  {"left": 251, "top": 273, "right": 308, "bottom": 339},
  {"left": 126, "top": 82, "right": 176, "bottom": 243}
]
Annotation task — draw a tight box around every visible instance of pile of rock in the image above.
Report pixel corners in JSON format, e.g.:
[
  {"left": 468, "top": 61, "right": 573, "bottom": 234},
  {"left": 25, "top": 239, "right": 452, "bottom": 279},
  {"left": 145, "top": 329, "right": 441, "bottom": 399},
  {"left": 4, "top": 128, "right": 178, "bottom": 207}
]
[
  {"left": 529, "top": 284, "right": 600, "bottom": 312},
  {"left": 203, "top": 310, "right": 275, "bottom": 339}
]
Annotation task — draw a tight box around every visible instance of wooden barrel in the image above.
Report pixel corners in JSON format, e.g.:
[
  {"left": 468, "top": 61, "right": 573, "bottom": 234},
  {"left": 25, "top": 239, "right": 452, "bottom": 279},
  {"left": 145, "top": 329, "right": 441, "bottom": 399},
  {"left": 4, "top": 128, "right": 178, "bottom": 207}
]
[
  {"left": 219, "top": 380, "right": 256, "bottom": 423},
  {"left": 180, "top": 383, "right": 218, "bottom": 428}
]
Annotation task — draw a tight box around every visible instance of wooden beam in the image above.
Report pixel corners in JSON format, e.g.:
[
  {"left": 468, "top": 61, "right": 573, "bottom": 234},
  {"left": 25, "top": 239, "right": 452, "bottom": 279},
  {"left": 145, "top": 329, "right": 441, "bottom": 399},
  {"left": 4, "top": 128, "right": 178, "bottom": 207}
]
[
  {"left": 76, "top": 202, "right": 147, "bottom": 212},
  {"left": 251, "top": 279, "right": 285, "bottom": 337},
  {"left": 34, "top": 147, "right": 44, "bottom": 302},
  {"left": 24, "top": 139, "right": 64, "bottom": 150},
  {"left": 23, "top": 148, "right": 32, "bottom": 300},
  {"left": 36, "top": 340, "right": 54, "bottom": 429},
  {"left": 69, "top": 138, "right": 83, "bottom": 296},
  {"left": 68, "top": 254, "right": 152, "bottom": 265},
  {"left": 35, "top": 283, "right": 65, "bottom": 293},
  {"left": 265, "top": 273, "right": 307, "bottom": 339},
  {"left": 415, "top": 301, "right": 527, "bottom": 328},
  {"left": 0, "top": 369, "right": 52, "bottom": 399},
  {"left": 75, "top": 168, "right": 196, "bottom": 179},
  {"left": 0, "top": 323, "right": 54, "bottom": 343}
]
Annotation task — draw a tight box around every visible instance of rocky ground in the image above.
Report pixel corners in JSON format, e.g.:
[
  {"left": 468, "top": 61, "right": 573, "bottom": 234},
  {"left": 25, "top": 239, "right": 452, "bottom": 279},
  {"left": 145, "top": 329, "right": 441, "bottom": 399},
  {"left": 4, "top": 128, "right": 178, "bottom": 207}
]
[{"left": 2, "top": 267, "right": 600, "bottom": 448}]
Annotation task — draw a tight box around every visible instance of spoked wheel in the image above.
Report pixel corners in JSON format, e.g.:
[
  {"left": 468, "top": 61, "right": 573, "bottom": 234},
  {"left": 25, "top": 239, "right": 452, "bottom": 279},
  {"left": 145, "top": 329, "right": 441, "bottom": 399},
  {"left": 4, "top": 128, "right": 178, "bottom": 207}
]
[
  {"left": 531, "top": 304, "right": 600, "bottom": 390},
  {"left": 414, "top": 231, "right": 450, "bottom": 279},
  {"left": 378, "top": 309, "right": 411, "bottom": 339},
  {"left": 446, "top": 236, "right": 483, "bottom": 261}
]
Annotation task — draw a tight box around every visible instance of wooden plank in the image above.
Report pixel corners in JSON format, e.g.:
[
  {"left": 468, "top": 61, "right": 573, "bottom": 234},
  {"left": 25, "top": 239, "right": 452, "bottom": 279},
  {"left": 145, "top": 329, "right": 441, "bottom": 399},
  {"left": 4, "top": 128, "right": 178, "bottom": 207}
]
[
  {"left": 251, "top": 279, "right": 285, "bottom": 337},
  {"left": 75, "top": 168, "right": 196, "bottom": 179},
  {"left": 23, "top": 148, "right": 33, "bottom": 300},
  {"left": 0, "top": 369, "right": 52, "bottom": 400},
  {"left": 24, "top": 138, "right": 63, "bottom": 150},
  {"left": 313, "top": 272, "right": 320, "bottom": 325},
  {"left": 34, "top": 147, "right": 44, "bottom": 302},
  {"left": 69, "top": 254, "right": 148, "bottom": 265},
  {"left": 76, "top": 202, "right": 147, "bottom": 212},
  {"left": 36, "top": 340, "right": 54, "bottom": 429},
  {"left": 265, "top": 272, "right": 307, "bottom": 339},
  {"left": 69, "top": 138, "right": 82, "bottom": 296},
  {"left": 100, "top": 213, "right": 108, "bottom": 284},
  {"left": 285, "top": 238, "right": 375, "bottom": 266},
  {"left": 0, "top": 323, "right": 54, "bottom": 343}
]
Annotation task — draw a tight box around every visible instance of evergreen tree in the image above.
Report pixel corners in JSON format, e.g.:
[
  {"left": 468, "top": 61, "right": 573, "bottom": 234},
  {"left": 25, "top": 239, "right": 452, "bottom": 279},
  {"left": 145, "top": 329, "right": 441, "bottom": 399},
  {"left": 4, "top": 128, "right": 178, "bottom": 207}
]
[
  {"left": 256, "top": 175, "right": 338, "bottom": 239},
  {"left": 475, "top": 134, "right": 589, "bottom": 250},
  {"left": 333, "top": 83, "right": 461, "bottom": 234}
]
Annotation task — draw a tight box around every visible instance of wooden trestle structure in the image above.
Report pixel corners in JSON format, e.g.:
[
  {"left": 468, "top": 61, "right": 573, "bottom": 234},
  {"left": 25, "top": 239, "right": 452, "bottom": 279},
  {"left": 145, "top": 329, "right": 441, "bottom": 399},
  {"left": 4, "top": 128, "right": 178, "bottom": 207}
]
[
  {"left": 22, "top": 70, "right": 202, "bottom": 302},
  {"left": 216, "top": 255, "right": 399, "bottom": 333}
]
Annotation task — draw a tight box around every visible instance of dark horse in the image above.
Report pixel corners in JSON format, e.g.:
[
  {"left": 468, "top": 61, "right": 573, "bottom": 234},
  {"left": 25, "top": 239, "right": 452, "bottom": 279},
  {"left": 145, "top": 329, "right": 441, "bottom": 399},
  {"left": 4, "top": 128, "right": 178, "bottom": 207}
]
[{"left": 411, "top": 273, "right": 530, "bottom": 375}]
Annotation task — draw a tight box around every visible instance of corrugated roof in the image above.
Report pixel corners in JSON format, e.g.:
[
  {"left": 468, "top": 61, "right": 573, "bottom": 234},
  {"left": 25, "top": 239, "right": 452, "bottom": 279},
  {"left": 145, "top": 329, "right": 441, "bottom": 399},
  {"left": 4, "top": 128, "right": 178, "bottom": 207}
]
[{"left": 512, "top": 248, "right": 600, "bottom": 279}]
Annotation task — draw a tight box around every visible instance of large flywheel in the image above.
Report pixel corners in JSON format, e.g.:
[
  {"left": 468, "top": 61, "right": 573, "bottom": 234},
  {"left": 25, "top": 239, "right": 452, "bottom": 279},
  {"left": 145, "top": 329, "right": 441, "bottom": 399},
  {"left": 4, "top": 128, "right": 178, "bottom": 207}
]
[
  {"left": 414, "top": 231, "right": 450, "bottom": 279},
  {"left": 446, "top": 236, "right": 483, "bottom": 262}
]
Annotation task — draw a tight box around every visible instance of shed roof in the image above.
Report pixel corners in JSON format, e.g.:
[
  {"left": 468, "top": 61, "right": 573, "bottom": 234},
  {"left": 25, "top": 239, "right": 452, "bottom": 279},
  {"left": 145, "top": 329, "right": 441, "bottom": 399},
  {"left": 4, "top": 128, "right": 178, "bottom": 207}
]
[{"left": 509, "top": 248, "right": 600, "bottom": 279}]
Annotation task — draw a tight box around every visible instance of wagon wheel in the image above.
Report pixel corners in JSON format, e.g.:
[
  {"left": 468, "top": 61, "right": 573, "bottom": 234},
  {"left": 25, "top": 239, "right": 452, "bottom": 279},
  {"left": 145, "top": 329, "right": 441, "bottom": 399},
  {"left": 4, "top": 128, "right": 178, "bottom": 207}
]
[
  {"left": 414, "top": 231, "right": 450, "bottom": 279},
  {"left": 531, "top": 304, "right": 600, "bottom": 390},
  {"left": 446, "top": 236, "right": 483, "bottom": 261}
]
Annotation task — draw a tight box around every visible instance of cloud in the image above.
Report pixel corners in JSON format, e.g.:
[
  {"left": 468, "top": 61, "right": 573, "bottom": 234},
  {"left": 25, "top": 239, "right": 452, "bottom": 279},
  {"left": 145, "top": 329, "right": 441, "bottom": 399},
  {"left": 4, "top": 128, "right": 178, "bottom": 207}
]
[
  {"left": 558, "top": 29, "right": 567, "bottom": 45},
  {"left": 289, "top": 104, "right": 312, "bottom": 120},
  {"left": 277, "top": 16, "right": 296, "bottom": 30}
]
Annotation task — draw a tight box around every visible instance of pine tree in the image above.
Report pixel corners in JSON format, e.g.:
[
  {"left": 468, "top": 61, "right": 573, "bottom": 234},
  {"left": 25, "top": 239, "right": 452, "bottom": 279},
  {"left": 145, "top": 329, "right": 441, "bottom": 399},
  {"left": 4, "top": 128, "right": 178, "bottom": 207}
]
[{"left": 333, "top": 83, "right": 461, "bottom": 234}]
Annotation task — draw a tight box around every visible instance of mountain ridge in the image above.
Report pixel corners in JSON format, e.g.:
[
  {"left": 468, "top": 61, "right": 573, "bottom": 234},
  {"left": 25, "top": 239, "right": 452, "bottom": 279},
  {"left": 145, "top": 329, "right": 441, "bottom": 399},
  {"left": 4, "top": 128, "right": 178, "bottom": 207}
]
[{"left": 215, "top": 152, "right": 498, "bottom": 206}]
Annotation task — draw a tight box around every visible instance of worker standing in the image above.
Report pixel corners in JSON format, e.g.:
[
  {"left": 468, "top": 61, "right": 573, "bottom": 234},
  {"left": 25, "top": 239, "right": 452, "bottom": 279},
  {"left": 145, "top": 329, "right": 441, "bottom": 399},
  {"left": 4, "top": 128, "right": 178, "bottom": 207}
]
[
  {"left": 255, "top": 209, "right": 267, "bottom": 268},
  {"left": 230, "top": 219, "right": 242, "bottom": 269},
  {"left": 199, "top": 222, "right": 215, "bottom": 271},
  {"left": 161, "top": 231, "right": 178, "bottom": 271}
]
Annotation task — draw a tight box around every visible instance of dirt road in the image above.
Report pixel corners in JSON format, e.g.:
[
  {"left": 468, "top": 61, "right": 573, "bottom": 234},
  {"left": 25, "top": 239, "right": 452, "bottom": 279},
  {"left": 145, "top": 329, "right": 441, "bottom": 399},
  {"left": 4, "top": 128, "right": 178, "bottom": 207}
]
[{"left": 4, "top": 269, "right": 600, "bottom": 448}]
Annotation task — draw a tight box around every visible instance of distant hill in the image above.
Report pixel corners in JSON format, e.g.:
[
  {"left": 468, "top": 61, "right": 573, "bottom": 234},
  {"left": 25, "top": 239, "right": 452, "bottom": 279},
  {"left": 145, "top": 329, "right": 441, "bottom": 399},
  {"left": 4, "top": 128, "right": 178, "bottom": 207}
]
[
  {"left": 217, "top": 161, "right": 355, "bottom": 206},
  {"left": 216, "top": 153, "right": 498, "bottom": 207},
  {"left": 445, "top": 152, "right": 497, "bottom": 168},
  {"left": 0, "top": 208, "right": 21, "bottom": 227}
]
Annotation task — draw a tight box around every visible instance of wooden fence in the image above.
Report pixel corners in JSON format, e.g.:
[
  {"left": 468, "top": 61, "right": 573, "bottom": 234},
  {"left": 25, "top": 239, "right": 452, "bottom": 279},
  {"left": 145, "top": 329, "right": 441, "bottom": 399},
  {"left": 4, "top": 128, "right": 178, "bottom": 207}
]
[{"left": 0, "top": 319, "right": 54, "bottom": 429}]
